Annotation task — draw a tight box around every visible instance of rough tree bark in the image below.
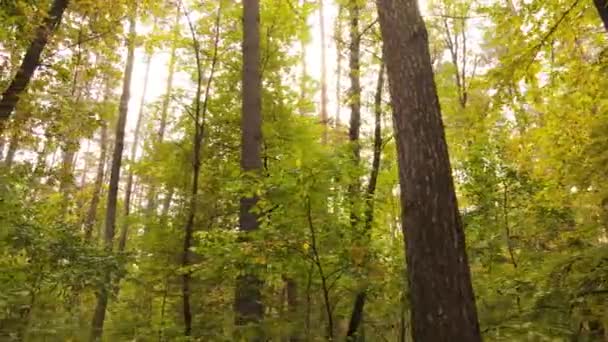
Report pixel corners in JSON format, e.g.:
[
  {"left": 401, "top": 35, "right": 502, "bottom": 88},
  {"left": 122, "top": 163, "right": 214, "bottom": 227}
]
[
  {"left": 376, "top": 0, "right": 482, "bottom": 340},
  {"left": 594, "top": 0, "right": 608, "bottom": 31},
  {"left": 0, "top": 0, "right": 70, "bottom": 127},
  {"left": 234, "top": 0, "right": 264, "bottom": 336},
  {"left": 89, "top": 12, "right": 137, "bottom": 342}
]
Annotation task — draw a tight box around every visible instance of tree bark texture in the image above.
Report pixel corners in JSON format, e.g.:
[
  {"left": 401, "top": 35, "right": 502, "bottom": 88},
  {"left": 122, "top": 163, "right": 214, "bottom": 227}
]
[
  {"left": 376, "top": 0, "right": 482, "bottom": 340},
  {"left": 235, "top": 0, "right": 264, "bottom": 334},
  {"left": 0, "top": 0, "right": 70, "bottom": 125},
  {"left": 594, "top": 0, "right": 608, "bottom": 31}
]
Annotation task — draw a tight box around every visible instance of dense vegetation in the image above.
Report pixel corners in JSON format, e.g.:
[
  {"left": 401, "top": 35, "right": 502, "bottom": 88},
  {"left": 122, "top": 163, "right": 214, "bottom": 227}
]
[{"left": 0, "top": 0, "right": 607, "bottom": 341}]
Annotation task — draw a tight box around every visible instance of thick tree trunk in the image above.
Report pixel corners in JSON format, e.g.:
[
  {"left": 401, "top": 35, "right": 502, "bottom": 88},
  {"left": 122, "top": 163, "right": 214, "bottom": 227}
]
[
  {"left": 0, "top": 0, "right": 70, "bottom": 126},
  {"left": 594, "top": 0, "right": 608, "bottom": 31},
  {"left": 234, "top": 0, "right": 264, "bottom": 335},
  {"left": 376, "top": 0, "right": 481, "bottom": 341},
  {"left": 89, "top": 12, "right": 137, "bottom": 342},
  {"left": 84, "top": 122, "right": 108, "bottom": 241}
]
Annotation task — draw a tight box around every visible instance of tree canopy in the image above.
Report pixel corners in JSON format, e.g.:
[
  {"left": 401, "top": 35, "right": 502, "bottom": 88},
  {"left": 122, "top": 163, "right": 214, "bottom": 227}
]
[{"left": 0, "top": 0, "right": 607, "bottom": 341}]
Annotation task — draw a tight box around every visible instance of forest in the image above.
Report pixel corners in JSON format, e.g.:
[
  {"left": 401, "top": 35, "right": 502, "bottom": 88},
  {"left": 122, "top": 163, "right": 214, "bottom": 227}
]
[{"left": 0, "top": 0, "right": 607, "bottom": 341}]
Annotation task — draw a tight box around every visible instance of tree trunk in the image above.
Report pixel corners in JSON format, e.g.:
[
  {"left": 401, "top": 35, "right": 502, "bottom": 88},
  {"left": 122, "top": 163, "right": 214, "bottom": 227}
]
[
  {"left": 348, "top": 0, "right": 361, "bottom": 161},
  {"left": 346, "top": 62, "right": 384, "bottom": 340},
  {"left": 147, "top": 9, "right": 179, "bottom": 214},
  {"left": 376, "top": 0, "right": 481, "bottom": 341},
  {"left": 594, "top": 0, "right": 608, "bottom": 31},
  {"left": 118, "top": 52, "right": 153, "bottom": 252},
  {"left": 319, "top": 0, "right": 328, "bottom": 138},
  {"left": 0, "top": 0, "right": 70, "bottom": 126},
  {"left": 298, "top": 0, "right": 308, "bottom": 117},
  {"left": 180, "top": 4, "right": 221, "bottom": 337},
  {"left": 234, "top": 0, "right": 264, "bottom": 336},
  {"left": 89, "top": 12, "right": 137, "bottom": 342},
  {"left": 84, "top": 122, "right": 108, "bottom": 241},
  {"left": 334, "top": 5, "right": 343, "bottom": 127}
]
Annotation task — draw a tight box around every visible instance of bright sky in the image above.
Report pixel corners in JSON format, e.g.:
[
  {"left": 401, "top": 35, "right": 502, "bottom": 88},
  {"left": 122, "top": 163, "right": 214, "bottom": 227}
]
[{"left": 124, "top": 0, "right": 432, "bottom": 146}]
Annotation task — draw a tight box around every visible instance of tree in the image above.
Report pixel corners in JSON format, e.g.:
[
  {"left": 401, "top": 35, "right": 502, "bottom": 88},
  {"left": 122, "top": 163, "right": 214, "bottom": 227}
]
[
  {"left": 594, "top": 0, "right": 608, "bottom": 31},
  {"left": 0, "top": 0, "right": 70, "bottom": 128},
  {"left": 234, "top": 0, "right": 264, "bottom": 335},
  {"left": 89, "top": 10, "right": 137, "bottom": 341},
  {"left": 376, "top": 0, "right": 482, "bottom": 340}
]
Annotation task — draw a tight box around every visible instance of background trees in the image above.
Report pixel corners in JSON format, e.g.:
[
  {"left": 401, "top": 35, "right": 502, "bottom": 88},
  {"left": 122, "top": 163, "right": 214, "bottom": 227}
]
[{"left": 0, "top": 0, "right": 607, "bottom": 341}]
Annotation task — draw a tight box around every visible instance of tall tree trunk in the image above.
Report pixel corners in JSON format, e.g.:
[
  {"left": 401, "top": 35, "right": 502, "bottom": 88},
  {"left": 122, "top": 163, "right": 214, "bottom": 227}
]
[
  {"left": 283, "top": 277, "right": 300, "bottom": 342},
  {"left": 594, "top": 0, "right": 608, "bottom": 31},
  {"left": 89, "top": 12, "right": 137, "bottom": 342},
  {"left": 319, "top": 0, "right": 328, "bottom": 139},
  {"left": 118, "top": 52, "right": 153, "bottom": 252},
  {"left": 299, "top": 0, "right": 308, "bottom": 116},
  {"left": 4, "top": 121, "right": 23, "bottom": 168},
  {"left": 234, "top": 0, "right": 264, "bottom": 336},
  {"left": 346, "top": 62, "right": 384, "bottom": 340},
  {"left": 376, "top": 0, "right": 481, "bottom": 341},
  {"left": 347, "top": 0, "right": 362, "bottom": 230},
  {"left": 84, "top": 122, "right": 108, "bottom": 241},
  {"left": 348, "top": 0, "right": 361, "bottom": 160},
  {"left": 147, "top": 9, "right": 179, "bottom": 214},
  {"left": 334, "top": 5, "right": 343, "bottom": 127},
  {"left": 0, "top": 0, "right": 70, "bottom": 127},
  {"left": 181, "top": 4, "right": 222, "bottom": 337},
  {"left": 158, "top": 9, "right": 180, "bottom": 143}
]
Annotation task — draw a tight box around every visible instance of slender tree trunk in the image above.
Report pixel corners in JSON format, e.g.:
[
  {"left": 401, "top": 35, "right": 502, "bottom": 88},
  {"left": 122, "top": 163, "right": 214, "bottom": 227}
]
[
  {"left": 89, "top": 12, "right": 137, "bottom": 342},
  {"left": 158, "top": 8, "right": 180, "bottom": 143},
  {"left": 84, "top": 122, "right": 108, "bottom": 241},
  {"left": 334, "top": 5, "right": 343, "bottom": 127},
  {"left": 0, "top": 0, "right": 70, "bottom": 127},
  {"left": 376, "top": 0, "right": 481, "bottom": 341},
  {"left": 147, "top": 9, "right": 179, "bottom": 214},
  {"left": 180, "top": 4, "right": 222, "bottom": 337},
  {"left": 4, "top": 124, "right": 21, "bottom": 168},
  {"left": 299, "top": 0, "right": 308, "bottom": 116},
  {"left": 594, "top": 0, "right": 608, "bottom": 31},
  {"left": 118, "top": 52, "right": 153, "bottom": 252},
  {"left": 348, "top": 0, "right": 361, "bottom": 161},
  {"left": 234, "top": 0, "right": 264, "bottom": 336},
  {"left": 319, "top": 0, "right": 328, "bottom": 138},
  {"left": 346, "top": 62, "right": 384, "bottom": 340},
  {"left": 347, "top": 0, "right": 362, "bottom": 230}
]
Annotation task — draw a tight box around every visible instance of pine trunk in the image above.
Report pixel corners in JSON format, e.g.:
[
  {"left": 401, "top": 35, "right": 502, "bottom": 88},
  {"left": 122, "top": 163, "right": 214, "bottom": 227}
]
[{"left": 376, "top": 0, "right": 481, "bottom": 340}]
